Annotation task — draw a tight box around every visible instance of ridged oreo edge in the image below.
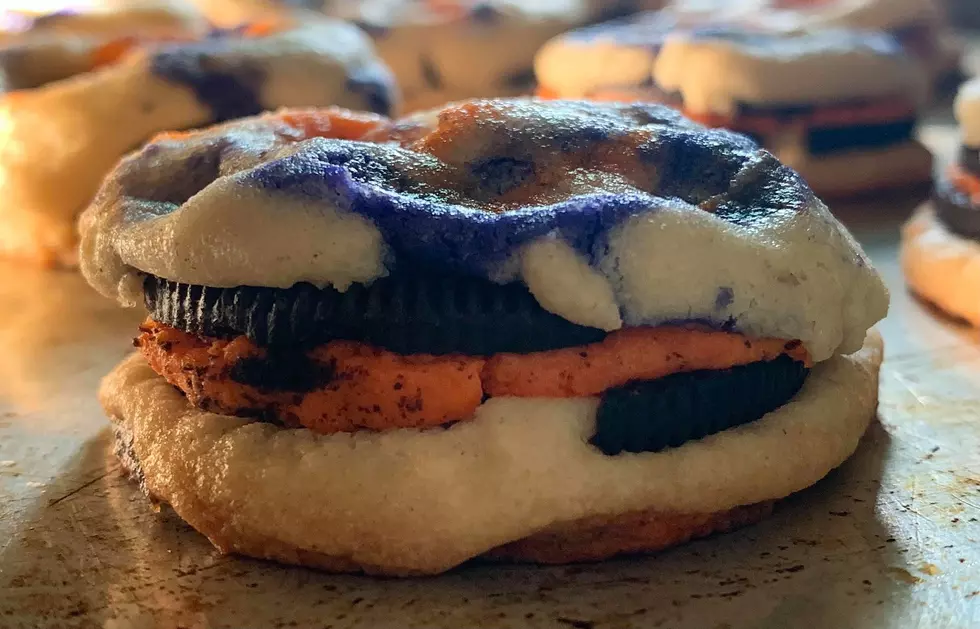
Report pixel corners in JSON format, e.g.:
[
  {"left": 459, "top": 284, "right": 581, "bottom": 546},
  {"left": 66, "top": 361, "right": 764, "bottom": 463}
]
[
  {"left": 591, "top": 355, "right": 809, "bottom": 455},
  {"left": 144, "top": 273, "right": 608, "bottom": 356}
]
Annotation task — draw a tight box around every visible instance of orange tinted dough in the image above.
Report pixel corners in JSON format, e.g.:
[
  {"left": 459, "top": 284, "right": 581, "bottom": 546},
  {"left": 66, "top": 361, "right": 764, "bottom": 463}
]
[
  {"left": 483, "top": 326, "right": 809, "bottom": 398},
  {"left": 137, "top": 320, "right": 485, "bottom": 433},
  {"left": 138, "top": 320, "right": 808, "bottom": 434}
]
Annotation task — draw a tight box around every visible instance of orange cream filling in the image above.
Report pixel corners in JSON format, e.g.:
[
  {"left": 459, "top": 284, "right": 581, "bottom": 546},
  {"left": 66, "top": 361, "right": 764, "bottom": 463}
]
[
  {"left": 138, "top": 319, "right": 809, "bottom": 435},
  {"left": 684, "top": 99, "right": 916, "bottom": 137}
]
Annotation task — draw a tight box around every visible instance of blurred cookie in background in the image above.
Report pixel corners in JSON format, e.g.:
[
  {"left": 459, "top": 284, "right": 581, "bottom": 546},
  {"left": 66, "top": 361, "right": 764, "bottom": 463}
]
[
  {"left": 534, "top": 6, "right": 789, "bottom": 100},
  {"left": 326, "top": 1, "right": 656, "bottom": 111},
  {"left": 0, "top": 13, "right": 396, "bottom": 266},
  {"left": 903, "top": 78, "right": 980, "bottom": 325},
  {"left": 185, "top": 0, "right": 671, "bottom": 111},
  {"left": 0, "top": 1, "right": 209, "bottom": 91},
  {"left": 652, "top": 25, "right": 933, "bottom": 197},
  {"left": 537, "top": 13, "right": 933, "bottom": 197}
]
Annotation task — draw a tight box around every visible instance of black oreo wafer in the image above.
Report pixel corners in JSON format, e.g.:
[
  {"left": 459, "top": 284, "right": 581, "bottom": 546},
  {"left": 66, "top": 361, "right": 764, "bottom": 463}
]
[
  {"left": 933, "top": 177, "right": 980, "bottom": 241},
  {"left": 144, "top": 273, "right": 608, "bottom": 356},
  {"left": 807, "top": 119, "right": 915, "bottom": 156},
  {"left": 591, "top": 355, "right": 808, "bottom": 455}
]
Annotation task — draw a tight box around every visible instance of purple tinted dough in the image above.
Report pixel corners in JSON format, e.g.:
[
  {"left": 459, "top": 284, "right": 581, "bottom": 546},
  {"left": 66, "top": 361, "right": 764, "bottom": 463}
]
[
  {"left": 715, "top": 286, "right": 734, "bottom": 309},
  {"left": 243, "top": 145, "right": 656, "bottom": 273},
  {"left": 113, "top": 100, "right": 817, "bottom": 281}
]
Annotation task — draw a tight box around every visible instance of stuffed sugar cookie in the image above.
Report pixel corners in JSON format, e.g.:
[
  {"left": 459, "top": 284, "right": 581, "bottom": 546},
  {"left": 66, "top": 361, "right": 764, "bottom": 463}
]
[
  {"left": 324, "top": 0, "right": 667, "bottom": 112},
  {"left": 0, "top": 16, "right": 396, "bottom": 267},
  {"left": 81, "top": 100, "right": 887, "bottom": 575},
  {"left": 652, "top": 26, "right": 933, "bottom": 197},
  {"left": 902, "top": 79, "right": 980, "bottom": 325}
]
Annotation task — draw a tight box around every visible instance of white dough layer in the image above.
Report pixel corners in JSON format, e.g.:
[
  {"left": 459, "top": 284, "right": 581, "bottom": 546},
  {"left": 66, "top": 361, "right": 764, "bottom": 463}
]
[
  {"left": 653, "top": 28, "right": 928, "bottom": 115},
  {"left": 520, "top": 237, "right": 623, "bottom": 331},
  {"left": 101, "top": 330, "right": 882, "bottom": 575},
  {"left": 955, "top": 78, "right": 980, "bottom": 149},
  {"left": 594, "top": 199, "right": 887, "bottom": 361}
]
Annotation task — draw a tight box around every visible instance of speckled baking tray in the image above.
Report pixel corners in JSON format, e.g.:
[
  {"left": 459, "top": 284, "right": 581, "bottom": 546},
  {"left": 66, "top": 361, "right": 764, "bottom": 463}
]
[{"left": 2, "top": 56, "right": 980, "bottom": 629}]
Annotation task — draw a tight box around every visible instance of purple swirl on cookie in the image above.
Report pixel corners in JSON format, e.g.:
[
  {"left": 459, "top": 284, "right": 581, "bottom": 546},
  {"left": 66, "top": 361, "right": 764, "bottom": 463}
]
[
  {"left": 150, "top": 39, "right": 265, "bottom": 123},
  {"left": 241, "top": 101, "right": 806, "bottom": 273},
  {"left": 112, "top": 100, "right": 815, "bottom": 276}
]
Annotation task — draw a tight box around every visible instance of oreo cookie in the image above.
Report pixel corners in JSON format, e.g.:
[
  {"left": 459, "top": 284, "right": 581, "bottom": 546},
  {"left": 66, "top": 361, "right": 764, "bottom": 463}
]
[
  {"left": 144, "top": 272, "right": 608, "bottom": 356},
  {"left": 591, "top": 355, "right": 808, "bottom": 455}
]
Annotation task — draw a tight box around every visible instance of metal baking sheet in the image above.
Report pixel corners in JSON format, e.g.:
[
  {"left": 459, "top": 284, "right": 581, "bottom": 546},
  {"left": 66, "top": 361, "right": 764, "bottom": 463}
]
[{"left": 3, "top": 73, "right": 980, "bottom": 629}]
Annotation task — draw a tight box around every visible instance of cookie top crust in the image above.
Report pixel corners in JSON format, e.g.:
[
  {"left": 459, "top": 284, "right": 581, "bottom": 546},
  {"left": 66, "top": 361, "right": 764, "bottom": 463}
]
[
  {"left": 653, "top": 25, "right": 927, "bottom": 115},
  {"left": 80, "top": 99, "right": 888, "bottom": 361}
]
